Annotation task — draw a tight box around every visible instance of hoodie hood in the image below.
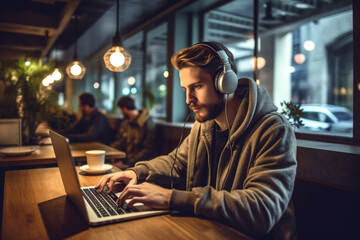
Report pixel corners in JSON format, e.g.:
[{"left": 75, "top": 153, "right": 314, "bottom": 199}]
[
  {"left": 229, "top": 77, "right": 278, "bottom": 142},
  {"left": 201, "top": 77, "right": 278, "bottom": 143},
  {"left": 136, "top": 109, "right": 150, "bottom": 127}
]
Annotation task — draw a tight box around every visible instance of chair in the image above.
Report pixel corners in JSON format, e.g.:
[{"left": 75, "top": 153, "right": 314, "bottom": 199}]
[{"left": 0, "top": 118, "right": 22, "bottom": 146}]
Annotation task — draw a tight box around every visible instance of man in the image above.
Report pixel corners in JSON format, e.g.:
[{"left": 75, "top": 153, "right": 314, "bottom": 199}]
[
  {"left": 96, "top": 42, "right": 297, "bottom": 239},
  {"left": 62, "top": 92, "right": 111, "bottom": 145},
  {"left": 110, "top": 96, "right": 158, "bottom": 169}
]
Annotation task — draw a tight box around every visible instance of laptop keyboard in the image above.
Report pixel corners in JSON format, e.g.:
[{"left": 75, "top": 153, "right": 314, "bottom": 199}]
[{"left": 81, "top": 188, "right": 137, "bottom": 218}]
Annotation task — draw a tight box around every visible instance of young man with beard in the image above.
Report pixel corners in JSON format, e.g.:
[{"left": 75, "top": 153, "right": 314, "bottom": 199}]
[
  {"left": 110, "top": 96, "right": 158, "bottom": 169},
  {"left": 96, "top": 42, "right": 297, "bottom": 240}
]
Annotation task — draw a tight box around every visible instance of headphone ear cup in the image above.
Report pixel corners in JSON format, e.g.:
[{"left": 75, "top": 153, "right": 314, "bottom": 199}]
[
  {"left": 216, "top": 69, "right": 238, "bottom": 94},
  {"left": 214, "top": 69, "right": 223, "bottom": 93}
]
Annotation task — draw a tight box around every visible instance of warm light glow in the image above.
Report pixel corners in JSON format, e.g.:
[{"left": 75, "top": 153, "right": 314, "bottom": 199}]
[
  {"left": 303, "top": 40, "right": 315, "bottom": 51},
  {"left": 70, "top": 64, "right": 82, "bottom": 76},
  {"left": 294, "top": 53, "right": 306, "bottom": 64},
  {"left": 256, "top": 79, "right": 260, "bottom": 85},
  {"left": 110, "top": 50, "right": 125, "bottom": 67},
  {"left": 25, "top": 61, "right": 30, "bottom": 66},
  {"left": 52, "top": 68, "right": 62, "bottom": 81},
  {"left": 104, "top": 46, "right": 131, "bottom": 72},
  {"left": 340, "top": 87, "right": 347, "bottom": 95},
  {"left": 127, "top": 76, "right": 136, "bottom": 85},
  {"left": 42, "top": 78, "right": 49, "bottom": 86},
  {"left": 66, "top": 61, "right": 86, "bottom": 79},
  {"left": 257, "top": 57, "right": 266, "bottom": 69},
  {"left": 163, "top": 71, "right": 169, "bottom": 78},
  {"left": 46, "top": 75, "right": 54, "bottom": 84},
  {"left": 93, "top": 82, "right": 100, "bottom": 89}
]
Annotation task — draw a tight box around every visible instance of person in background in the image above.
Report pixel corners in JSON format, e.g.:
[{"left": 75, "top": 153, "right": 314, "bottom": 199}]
[
  {"left": 110, "top": 96, "right": 158, "bottom": 169},
  {"left": 96, "top": 42, "right": 297, "bottom": 240},
  {"left": 62, "top": 92, "right": 111, "bottom": 145}
]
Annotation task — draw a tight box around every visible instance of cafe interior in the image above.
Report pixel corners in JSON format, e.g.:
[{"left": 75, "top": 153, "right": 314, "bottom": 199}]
[{"left": 0, "top": 0, "right": 359, "bottom": 239}]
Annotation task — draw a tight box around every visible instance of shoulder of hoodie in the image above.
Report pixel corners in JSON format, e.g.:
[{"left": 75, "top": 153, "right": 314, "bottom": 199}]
[{"left": 254, "top": 110, "right": 294, "bottom": 136}]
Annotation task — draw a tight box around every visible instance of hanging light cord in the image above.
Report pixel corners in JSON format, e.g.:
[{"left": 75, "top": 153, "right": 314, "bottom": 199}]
[
  {"left": 113, "top": 0, "right": 121, "bottom": 46},
  {"left": 116, "top": 0, "right": 119, "bottom": 35},
  {"left": 73, "top": 15, "right": 79, "bottom": 60}
]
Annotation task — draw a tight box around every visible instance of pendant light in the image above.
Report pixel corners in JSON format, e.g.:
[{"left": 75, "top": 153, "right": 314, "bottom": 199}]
[
  {"left": 52, "top": 68, "right": 63, "bottom": 81},
  {"left": 66, "top": 15, "right": 86, "bottom": 79},
  {"left": 52, "top": 50, "right": 63, "bottom": 81},
  {"left": 103, "top": 0, "right": 131, "bottom": 72}
]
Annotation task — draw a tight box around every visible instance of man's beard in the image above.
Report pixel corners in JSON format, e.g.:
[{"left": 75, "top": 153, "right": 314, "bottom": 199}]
[{"left": 189, "top": 97, "right": 225, "bottom": 123}]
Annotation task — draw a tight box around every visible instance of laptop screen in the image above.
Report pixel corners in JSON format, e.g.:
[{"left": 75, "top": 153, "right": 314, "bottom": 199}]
[{"left": 49, "top": 130, "right": 90, "bottom": 223}]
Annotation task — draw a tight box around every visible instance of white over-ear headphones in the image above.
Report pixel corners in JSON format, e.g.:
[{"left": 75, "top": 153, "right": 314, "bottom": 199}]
[{"left": 196, "top": 42, "right": 238, "bottom": 94}]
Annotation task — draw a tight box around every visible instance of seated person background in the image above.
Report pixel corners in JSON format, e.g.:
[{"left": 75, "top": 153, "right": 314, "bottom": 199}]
[
  {"left": 61, "top": 92, "right": 112, "bottom": 145},
  {"left": 111, "top": 96, "right": 158, "bottom": 169}
]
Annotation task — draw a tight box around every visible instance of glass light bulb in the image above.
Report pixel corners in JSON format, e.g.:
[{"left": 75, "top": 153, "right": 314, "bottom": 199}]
[
  {"left": 52, "top": 68, "right": 62, "bottom": 81},
  {"left": 70, "top": 64, "right": 82, "bottom": 76},
  {"left": 110, "top": 51, "right": 125, "bottom": 67}
]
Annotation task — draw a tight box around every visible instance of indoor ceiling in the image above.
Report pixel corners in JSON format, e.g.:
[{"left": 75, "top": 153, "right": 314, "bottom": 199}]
[
  {"left": 0, "top": 0, "right": 185, "bottom": 60},
  {"left": 0, "top": 0, "right": 352, "bottom": 60}
]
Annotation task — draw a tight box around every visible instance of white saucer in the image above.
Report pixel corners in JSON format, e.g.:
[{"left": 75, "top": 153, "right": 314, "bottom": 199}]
[
  {"left": 79, "top": 164, "right": 113, "bottom": 174},
  {"left": 0, "top": 147, "right": 36, "bottom": 156}
]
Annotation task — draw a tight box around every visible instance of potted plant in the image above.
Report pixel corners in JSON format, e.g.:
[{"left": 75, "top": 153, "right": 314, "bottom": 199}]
[
  {"left": 0, "top": 58, "right": 72, "bottom": 144},
  {"left": 280, "top": 101, "right": 304, "bottom": 129}
]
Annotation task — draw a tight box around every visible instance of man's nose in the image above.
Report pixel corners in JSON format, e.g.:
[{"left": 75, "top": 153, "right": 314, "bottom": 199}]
[{"left": 186, "top": 91, "right": 195, "bottom": 105}]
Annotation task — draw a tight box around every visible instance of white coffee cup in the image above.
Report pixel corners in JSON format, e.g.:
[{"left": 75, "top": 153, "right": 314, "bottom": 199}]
[{"left": 85, "top": 150, "right": 105, "bottom": 169}]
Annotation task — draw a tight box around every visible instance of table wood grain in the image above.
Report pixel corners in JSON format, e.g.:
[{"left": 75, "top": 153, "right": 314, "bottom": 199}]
[
  {"left": 0, "top": 142, "right": 125, "bottom": 167},
  {"left": 1, "top": 167, "right": 254, "bottom": 240}
]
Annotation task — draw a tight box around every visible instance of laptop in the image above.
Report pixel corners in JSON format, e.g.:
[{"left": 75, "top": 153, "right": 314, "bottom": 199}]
[{"left": 49, "top": 130, "right": 168, "bottom": 226}]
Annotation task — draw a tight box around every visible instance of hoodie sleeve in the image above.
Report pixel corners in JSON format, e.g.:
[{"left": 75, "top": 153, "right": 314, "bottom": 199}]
[
  {"left": 131, "top": 129, "right": 191, "bottom": 188},
  {"left": 171, "top": 117, "right": 297, "bottom": 236}
]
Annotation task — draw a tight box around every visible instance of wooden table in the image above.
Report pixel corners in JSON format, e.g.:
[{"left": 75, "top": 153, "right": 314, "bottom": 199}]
[
  {"left": 0, "top": 142, "right": 125, "bottom": 167},
  {"left": 1, "top": 167, "right": 254, "bottom": 240}
]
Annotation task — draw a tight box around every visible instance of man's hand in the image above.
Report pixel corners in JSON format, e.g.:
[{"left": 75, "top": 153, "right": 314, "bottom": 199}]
[
  {"left": 95, "top": 170, "right": 137, "bottom": 193},
  {"left": 118, "top": 182, "right": 172, "bottom": 210}
]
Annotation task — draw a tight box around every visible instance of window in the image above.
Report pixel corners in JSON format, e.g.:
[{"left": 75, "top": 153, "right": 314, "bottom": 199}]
[
  {"left": 117, "top": 32, "right": 145, "bottom": 111},
  {"left": 145, "top": 22, "right": 168, "bottom": 118},
  {"left": 203, "top": 0, "right": 355, "bottom": 141}
]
